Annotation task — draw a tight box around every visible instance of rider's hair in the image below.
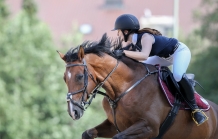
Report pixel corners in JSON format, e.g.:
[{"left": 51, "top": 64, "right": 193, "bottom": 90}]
[{"left": 137, "top": 28, "right": 162, "bottom": 36}]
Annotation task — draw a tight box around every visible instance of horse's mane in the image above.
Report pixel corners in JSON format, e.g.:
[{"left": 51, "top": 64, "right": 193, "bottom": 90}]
[
  {"left": 64, "top": 33, "right": 121, "bottom": 62},
  {"left": 64, "top": 33, "right": 143, "bottom": 71}
]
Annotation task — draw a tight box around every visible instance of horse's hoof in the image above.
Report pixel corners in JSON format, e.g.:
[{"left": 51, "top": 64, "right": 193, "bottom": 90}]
[{"left": 82, "top": 131, "right": 92, "bottom": 139}]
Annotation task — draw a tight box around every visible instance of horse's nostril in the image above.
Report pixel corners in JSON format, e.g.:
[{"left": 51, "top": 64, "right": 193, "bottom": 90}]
[{"left": 74, "top": 110, "right": 78, "bottom": 118}]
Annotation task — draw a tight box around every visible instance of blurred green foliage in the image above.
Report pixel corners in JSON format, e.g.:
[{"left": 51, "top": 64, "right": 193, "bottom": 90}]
[
  {"left": 185, "top": 0, "right": 218, "bottom": 103},
  {"left": 196, "top": 0, "right": 218, "bottom": 44},
  {"left": 0, "top": 0, "right": 106, "bottom": 139}
]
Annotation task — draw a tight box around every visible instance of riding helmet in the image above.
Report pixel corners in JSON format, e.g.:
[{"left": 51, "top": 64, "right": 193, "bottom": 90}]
[{"left": 112, "top": 14, "right": 140, "bottom": 31}]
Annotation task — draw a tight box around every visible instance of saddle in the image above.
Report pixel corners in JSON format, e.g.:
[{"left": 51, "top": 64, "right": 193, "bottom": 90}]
[
  {"left": 159, "top": 66, "right": 210, "bottom": 111},
  {"left": 153, "top": 65, "right": 210, "bottom": 139}
]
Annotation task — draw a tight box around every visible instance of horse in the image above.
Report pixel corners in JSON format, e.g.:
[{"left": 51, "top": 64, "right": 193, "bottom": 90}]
[{"left": 57, "top": 34, "right": 218, "bottom": 139}]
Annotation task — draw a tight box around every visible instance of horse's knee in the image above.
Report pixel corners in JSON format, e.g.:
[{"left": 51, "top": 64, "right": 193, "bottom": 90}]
[
  {"left": 112, "top": 134, "right": 123, "bottom": 139},
  {"left": 82, "top": 131, "right": 92, "bottom": 139},
  {"left": 82, "top": 128, "right": 98, "bottom": 139}
]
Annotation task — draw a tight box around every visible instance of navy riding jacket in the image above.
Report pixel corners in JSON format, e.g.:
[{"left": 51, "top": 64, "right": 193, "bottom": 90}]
[{"left": 135, "top": 33, "right": 178, "bottom": 58}]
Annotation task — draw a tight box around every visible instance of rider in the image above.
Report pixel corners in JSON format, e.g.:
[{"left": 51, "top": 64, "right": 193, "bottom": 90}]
[{"left": 112, "top": 13, "right": 208, "bottom": 126}]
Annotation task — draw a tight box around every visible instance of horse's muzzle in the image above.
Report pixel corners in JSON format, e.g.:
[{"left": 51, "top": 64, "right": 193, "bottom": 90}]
[{"left": 68, "top": 102, "right": 84, "bottom": 120}]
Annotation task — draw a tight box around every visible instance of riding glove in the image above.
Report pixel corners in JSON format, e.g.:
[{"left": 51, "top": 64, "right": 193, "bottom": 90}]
[{"left": 113, "top": 49, "right": 125, "bottom": 58}]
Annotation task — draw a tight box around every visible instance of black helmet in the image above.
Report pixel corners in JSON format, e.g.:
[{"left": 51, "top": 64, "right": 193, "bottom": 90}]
[{"left": 112, "top": 14, "right": 140, "bottom": 31}]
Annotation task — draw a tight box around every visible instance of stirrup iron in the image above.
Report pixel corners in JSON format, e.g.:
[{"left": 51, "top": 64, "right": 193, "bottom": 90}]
[{"left": 191, "top": 109, "right": 209, "bottom": 126}]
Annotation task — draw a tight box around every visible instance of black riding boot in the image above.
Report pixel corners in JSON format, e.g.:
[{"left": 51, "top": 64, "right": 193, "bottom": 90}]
[{"left": 178, "top": 74, "right": 208, "bottom": 126}]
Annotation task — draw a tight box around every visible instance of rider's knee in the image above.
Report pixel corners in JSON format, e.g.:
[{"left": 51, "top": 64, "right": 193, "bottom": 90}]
[{"left": 173, "top": 73, "right": 182, "bottom": 82}]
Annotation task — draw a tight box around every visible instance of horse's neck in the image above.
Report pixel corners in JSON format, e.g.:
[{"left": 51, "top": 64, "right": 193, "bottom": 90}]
[{"left": 86, "top": 54, "right": 146, "bottom": 99}]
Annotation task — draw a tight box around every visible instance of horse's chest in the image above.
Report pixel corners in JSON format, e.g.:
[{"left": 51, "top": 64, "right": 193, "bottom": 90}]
[{"left": 102, "top": 97, "right": 144, "bottom": 129}]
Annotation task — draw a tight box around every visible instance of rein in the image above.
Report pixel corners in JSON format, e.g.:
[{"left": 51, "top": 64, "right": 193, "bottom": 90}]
[
  {"left": 66, "top": 58, "right": 158, "bottom": 132},
  {"left": 100, "top": 64, "right": 159, "bottom": 132}
]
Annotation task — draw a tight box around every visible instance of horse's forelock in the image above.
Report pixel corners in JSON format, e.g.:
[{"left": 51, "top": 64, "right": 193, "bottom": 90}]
[{"left": 64, "top": 47, "right": 78, "bottom": 62}]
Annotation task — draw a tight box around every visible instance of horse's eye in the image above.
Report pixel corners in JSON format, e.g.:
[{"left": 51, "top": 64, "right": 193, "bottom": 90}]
[{"left": 76, "top": 74, "right": 84, "bottom": 82}]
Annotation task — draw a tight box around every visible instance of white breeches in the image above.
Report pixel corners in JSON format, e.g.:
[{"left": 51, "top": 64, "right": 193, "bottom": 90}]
[{"left": 142, "top": 42, "right": 191, "bottom": 82}]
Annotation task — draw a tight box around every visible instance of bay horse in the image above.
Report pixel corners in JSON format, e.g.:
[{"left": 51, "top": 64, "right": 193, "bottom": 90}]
[{"left": 58, "top": 34, "right": 218, "bottom": 139}]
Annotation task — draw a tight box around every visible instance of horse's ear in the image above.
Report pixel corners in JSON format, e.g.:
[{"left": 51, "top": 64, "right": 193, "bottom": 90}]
[
  {"left": 78, "top": 45, "right": 85, "bottom": 61},
  {"left": 57, "top": 50, "right": 66, "bottom": 61}
]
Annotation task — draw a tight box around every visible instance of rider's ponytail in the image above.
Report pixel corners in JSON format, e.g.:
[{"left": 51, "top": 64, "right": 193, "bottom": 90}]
[{"left": 137, "top": 28, "right": 162, "bottom": 36}]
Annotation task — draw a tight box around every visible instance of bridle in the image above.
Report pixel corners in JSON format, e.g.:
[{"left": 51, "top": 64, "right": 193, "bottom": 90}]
[
  {"left": 65, "top": 58, "right": 158, "bottom": 132},
  {"left": 66, "top": 59, "right": 89, "bottom": 111},
  {"left": 66, "top": 59, "right": 120, "bottom": 111}
]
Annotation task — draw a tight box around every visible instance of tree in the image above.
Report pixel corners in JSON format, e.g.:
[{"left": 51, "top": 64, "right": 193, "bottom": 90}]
[
  {"left": 0, "top": 0, "right": 70, "bottom": 138},
  {"left": 0, "top": 0, "right": 106, "bottom": 138},
  {"left": 0, "top": 0, "right": 9, "bottom": 30},
  {"left": 0, "top": 0, "right": 9, "bottom": 19},
  {"left": 186, "top": 0, "right": 218, "bottom": 103},
  {"left": 196, "top": 0, "right": 218, "bottom": 45}
]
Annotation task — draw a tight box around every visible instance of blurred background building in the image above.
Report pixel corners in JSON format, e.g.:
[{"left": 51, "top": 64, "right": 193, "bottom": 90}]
[{"left": 6, "top": 0, "right": 201, "bottom": 43}]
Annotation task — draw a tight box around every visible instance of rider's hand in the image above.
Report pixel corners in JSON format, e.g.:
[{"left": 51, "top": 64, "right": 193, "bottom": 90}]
[{"left": 113, "top": 49, "right": 125, "bottom": 58}]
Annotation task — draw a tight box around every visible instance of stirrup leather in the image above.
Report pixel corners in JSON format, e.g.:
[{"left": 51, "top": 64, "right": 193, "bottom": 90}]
[{"left": 191, "top": 109, "right": 209, "bottom": 126}]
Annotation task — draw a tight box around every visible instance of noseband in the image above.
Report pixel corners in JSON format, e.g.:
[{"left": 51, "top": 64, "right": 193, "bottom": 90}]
[
  {"left": 66, "top": 59, "right": 120, "bottom": 111},
  {"left": 66, "top": 59, "right": 89, "bottom": 111}
]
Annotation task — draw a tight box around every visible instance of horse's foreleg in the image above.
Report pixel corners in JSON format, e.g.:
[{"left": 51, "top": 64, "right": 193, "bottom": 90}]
[
  {"left": 112, "top": 120, "right": 158, "bottom": 139},
  {"left": 82, "top": 119, "right": 117, "bottom": 139}
]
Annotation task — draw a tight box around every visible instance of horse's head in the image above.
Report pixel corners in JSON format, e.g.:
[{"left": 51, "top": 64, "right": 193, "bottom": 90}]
[
  {"left": 58, "top": 34, "right": 115, "bottom": 120},
  {"left": 58, "top": 46, "right": 99, "bottom": 120},
  {"left": 58, "top": 33, "right": 142, "bottom": 120}
]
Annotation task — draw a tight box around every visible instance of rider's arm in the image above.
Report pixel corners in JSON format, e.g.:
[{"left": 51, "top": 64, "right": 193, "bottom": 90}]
[{"left": 123, "top": 33, "right": 154, "bottom": 61}]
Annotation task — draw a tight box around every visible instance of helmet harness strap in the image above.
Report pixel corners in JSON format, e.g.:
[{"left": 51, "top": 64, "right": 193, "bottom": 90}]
[{"left": 122, "top": 29, "right": 135, "bottom": 42}]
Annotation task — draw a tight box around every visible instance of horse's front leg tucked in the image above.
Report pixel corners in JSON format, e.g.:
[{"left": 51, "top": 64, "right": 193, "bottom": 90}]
[
  {"left": 82, "top": 119, "right": 118, "bottom": 139},
  {"left": 112, "top": 120, "right": 159, "bottom": 139}
]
